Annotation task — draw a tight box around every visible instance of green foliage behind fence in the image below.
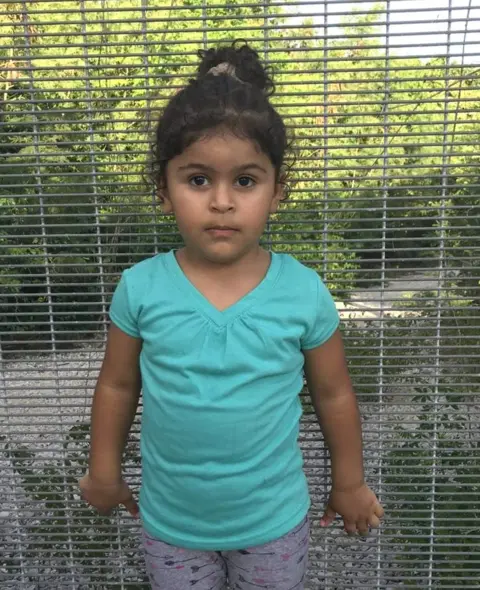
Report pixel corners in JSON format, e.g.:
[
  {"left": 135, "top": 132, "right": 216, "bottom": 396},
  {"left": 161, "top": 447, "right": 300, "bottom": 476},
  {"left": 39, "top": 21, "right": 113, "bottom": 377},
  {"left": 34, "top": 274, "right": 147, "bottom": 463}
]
[{"left": 2, "top": 1, "right": 479, "bottom": 352}]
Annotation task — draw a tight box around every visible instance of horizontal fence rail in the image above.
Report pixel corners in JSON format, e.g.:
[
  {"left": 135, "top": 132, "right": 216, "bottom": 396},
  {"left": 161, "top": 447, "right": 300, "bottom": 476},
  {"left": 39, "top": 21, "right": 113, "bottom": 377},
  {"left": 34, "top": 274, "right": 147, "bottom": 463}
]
[{"left": 1, "top": 0, "right": 479, "bottom": 589}]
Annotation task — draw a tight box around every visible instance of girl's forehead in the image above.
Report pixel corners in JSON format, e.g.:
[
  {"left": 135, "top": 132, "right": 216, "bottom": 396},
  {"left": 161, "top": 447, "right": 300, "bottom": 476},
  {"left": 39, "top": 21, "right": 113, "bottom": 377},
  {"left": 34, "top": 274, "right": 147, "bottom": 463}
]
[{"left": 174, "top": 133, "right": 272, "bottom": 169}]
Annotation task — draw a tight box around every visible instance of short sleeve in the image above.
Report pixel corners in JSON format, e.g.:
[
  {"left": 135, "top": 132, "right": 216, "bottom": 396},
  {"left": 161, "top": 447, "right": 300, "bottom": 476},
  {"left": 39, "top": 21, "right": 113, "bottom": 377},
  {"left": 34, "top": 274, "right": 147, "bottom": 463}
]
[
  {"left": 109, "top": 271, "right": 141, "bottom": 338},
  {"left": 301, "top": 274, "right": 340, "bottom": 350}
]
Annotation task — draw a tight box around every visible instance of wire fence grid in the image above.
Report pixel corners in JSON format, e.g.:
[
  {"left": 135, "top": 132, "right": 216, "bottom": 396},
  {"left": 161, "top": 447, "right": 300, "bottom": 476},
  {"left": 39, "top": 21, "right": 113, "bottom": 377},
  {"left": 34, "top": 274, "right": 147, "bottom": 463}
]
[{"left": 1, "top": 1, "right": 479, "bottom": 589}]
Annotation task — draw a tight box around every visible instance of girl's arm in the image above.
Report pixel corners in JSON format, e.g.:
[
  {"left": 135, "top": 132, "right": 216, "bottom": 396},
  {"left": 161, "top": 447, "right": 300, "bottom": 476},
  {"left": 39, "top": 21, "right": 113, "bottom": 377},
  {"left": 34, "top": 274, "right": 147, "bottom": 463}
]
[
  {"left": 303, "top": 329, "right": 364, "bottom": 491},
  {"left": 88, "top": 323, "right": 142, "bottom": 483},
  {"left": 303, "top": 329, "right": 383, "bottom": 535}
]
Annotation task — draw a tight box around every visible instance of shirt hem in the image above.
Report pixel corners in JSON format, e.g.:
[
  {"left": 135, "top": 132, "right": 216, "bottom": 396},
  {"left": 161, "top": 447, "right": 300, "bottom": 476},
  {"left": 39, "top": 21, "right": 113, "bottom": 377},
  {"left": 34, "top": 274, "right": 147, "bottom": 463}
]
[
  {"left": 302, "top": 317, "right": 340, "bottom": 350},
  {"left": 140, "top": 498, "right": 311, "bottom": 551},
  {"left": 109, "top": 313, "right": 140, "bottom": 339}
]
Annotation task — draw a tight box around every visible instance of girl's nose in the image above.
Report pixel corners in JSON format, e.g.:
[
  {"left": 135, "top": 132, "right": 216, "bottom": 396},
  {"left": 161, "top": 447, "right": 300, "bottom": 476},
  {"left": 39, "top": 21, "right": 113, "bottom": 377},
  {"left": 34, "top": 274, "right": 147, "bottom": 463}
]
[{"left": 209, "top": 183, "right": 235, "bottom": 212}]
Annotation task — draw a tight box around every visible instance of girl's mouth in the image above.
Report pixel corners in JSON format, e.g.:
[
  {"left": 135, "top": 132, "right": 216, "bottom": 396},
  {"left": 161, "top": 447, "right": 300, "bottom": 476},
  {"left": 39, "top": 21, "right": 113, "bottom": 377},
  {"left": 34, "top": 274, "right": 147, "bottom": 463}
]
[{"left": 206, "top": 226, "right": 239, "bottom": 238}]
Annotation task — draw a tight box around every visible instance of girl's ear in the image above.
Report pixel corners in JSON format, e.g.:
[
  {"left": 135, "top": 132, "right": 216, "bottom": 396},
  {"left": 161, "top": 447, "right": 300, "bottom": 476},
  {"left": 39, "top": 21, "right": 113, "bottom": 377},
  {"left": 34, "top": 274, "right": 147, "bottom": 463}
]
[
  {"left": 158, "top": 186, "right": 173, "bottom": 214},
  {"left": 269, "top": 179, "right": 285, "bottom": 213}
]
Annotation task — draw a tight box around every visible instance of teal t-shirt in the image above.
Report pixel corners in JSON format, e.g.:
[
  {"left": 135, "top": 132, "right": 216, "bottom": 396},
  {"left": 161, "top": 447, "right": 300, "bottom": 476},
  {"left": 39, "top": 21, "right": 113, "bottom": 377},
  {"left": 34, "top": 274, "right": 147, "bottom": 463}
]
[{"left": 109, "top": 250, "right": 339, "bottom": 550}]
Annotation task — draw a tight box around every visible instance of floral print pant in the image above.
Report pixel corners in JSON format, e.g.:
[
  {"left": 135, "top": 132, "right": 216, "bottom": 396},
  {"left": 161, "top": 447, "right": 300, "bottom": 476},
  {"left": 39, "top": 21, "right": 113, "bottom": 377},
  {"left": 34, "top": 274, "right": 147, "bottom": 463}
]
[{"left": 142, "top": 516, "right": 309, "bottom": 589}]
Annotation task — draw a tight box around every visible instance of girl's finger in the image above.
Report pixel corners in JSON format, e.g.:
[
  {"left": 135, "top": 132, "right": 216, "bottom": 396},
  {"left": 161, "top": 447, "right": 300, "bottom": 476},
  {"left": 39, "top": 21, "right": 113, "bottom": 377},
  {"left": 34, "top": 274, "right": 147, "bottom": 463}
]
[
  {"left": 123, "top": 496, "right": 140, "bottom": 518},
  {"left": 344, "top": 520, "right": 357, "bottom": 536},
  {"left": 368, "top": 514, "right": 381, "bottom": 529},
  {"left": 375, "top": 503, "right": 385, "bottom": 519},
  {"left": 356, "top": 519, "right": 369, "bottom": 536},
  {"left": 320, "top": 504, "right": 336, "bottom": 527}
]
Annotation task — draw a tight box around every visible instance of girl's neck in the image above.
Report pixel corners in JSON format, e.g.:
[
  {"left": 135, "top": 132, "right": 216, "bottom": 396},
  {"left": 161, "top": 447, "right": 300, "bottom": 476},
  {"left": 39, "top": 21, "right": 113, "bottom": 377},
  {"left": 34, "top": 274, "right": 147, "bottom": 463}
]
[{"left": 176, "top": 245, "right": 270, "bottom": 285}]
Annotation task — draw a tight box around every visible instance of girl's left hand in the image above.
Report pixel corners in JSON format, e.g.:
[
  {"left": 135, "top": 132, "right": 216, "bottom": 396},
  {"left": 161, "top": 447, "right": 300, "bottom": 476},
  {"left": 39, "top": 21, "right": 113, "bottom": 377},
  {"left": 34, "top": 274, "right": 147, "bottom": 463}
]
[{"left": 320, "top": 483, "right": 384, "bottom": 536}]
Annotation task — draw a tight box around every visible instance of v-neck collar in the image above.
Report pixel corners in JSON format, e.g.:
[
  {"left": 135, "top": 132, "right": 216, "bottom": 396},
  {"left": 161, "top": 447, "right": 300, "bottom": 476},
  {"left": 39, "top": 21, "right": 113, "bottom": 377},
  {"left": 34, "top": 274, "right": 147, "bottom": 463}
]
[{"left": 165, "top": 249, "right": 282, "bottom": 327}]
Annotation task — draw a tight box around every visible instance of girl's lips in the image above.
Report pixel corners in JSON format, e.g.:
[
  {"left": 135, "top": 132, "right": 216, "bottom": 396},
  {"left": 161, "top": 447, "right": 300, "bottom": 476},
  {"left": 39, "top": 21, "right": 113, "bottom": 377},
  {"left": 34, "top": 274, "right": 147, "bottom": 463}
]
[{"left": 206, "top": 227, "right": 239, "bottom": 238}]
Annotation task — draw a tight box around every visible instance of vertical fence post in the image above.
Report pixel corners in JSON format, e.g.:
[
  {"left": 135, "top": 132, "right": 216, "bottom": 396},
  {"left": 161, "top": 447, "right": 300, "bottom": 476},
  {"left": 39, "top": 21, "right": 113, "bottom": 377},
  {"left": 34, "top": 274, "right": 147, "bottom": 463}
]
[
  {"left": 376, "top": 1, "right": 390, "bottom": 587},
  {"left": 322, "top": 1, "right": 330, "bottom": 584},
  {"left": 79, "top": 0, "right": 107, "bottom": 340},
  {"left": 263, "top": 0, "right": 271, "bottom": 252},
  {"left": 141, "top": 0, "right": 159, "bottom": 256},
  {"left": 78, "top": 1, "right": 124, "bottom": 586},
  {"left": 429, "top": 1, "right": 453, "bottom": 587},
  {"left": 20, "top": 1, "right": 77, "bottom": 586},
  {"left": 0, "top": 341, "right": 27, "bottom": 587}
]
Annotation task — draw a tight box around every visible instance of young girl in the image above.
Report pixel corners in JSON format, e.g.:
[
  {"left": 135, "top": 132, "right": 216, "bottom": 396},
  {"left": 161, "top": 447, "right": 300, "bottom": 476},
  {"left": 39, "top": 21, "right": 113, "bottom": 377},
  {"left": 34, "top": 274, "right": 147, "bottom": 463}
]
[{"left": 80, "top": 41, "right": 384, "bottom": 590}]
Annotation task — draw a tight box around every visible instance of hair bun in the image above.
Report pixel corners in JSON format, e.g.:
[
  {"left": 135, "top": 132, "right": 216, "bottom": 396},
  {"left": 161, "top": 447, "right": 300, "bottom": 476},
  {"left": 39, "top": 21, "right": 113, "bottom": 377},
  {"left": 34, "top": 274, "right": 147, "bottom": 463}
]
[{"left": 197, "top": 40, "right": 274, "bottom": 95}]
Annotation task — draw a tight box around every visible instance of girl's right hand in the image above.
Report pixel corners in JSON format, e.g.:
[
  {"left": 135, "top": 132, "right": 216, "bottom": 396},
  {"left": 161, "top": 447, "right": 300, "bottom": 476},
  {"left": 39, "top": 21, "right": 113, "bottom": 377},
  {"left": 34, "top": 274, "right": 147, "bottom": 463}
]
[{"left": 79, "top": 473, "right": 139, "bottom": 518}]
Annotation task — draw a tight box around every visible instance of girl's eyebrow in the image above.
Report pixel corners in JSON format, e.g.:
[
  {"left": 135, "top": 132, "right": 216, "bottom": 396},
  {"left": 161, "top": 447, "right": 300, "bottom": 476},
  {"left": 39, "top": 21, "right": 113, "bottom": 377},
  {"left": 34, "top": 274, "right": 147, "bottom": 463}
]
[{"left": 177, "top": 163, "right": 268, "bottom": 174}]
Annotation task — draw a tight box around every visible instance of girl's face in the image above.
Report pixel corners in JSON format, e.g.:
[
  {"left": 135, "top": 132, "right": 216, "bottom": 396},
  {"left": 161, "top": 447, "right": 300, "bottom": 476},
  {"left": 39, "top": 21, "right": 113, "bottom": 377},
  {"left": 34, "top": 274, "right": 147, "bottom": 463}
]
[{"left": 161, "top": 132, "right": 283, "bottom": 265}]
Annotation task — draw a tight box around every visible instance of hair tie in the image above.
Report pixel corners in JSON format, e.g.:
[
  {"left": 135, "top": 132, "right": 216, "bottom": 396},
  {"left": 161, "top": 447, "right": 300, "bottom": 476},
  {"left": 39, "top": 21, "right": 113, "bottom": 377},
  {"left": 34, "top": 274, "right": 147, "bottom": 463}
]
[{"left": 207, "top": 62, "right": 242, "bottom": 82}]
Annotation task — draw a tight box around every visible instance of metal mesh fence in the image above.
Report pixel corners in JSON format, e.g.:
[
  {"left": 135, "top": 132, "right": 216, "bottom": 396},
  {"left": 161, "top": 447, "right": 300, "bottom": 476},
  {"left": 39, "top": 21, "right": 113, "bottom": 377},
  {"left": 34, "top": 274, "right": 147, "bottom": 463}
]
[{"left": 1, "top": 1, "right": 479, "bottom": 588}]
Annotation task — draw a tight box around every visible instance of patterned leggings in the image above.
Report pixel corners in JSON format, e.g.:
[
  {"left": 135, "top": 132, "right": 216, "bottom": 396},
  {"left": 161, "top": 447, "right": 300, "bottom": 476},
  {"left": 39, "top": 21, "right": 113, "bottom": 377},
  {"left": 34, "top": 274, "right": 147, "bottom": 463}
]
[{"left": 142, "top": 516, "right": 309, "bottom": 590}]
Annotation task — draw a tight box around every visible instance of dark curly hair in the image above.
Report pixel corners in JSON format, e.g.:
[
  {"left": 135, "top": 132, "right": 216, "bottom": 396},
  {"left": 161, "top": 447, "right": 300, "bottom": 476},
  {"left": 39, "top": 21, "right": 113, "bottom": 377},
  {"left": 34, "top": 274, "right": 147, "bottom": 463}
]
[{"left": 151, "top": 40, "right": 292, "bottom": 199}]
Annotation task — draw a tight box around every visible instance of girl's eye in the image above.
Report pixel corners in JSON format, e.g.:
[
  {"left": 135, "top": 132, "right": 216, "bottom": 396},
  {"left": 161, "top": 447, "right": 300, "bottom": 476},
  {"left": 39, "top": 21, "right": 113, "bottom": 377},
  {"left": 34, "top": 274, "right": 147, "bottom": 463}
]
[
  {"left": 236, "top": 176, "right": 255, "bottom": 188},
  {"left": 188, "top": 175, "right": 255, "bottom": 188},
  {"left": 189, "top": 175, "right": 209, "bottom": 187}
]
